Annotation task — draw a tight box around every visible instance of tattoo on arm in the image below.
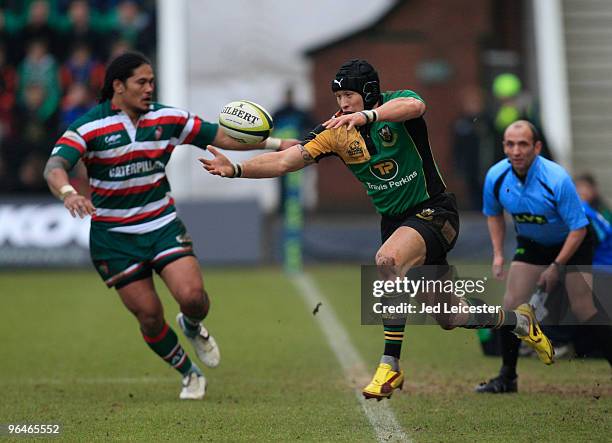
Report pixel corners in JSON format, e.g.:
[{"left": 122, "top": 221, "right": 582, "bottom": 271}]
[
  {"left": 43, "top": 156, "right": 71, "bottom": 180},
  {"left": 298, "top": 144, "right": 315, "bottom": 164}
]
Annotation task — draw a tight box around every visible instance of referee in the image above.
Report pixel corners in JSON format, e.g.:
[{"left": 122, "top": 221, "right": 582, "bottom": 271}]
[{"left": 477, "top": 120, "right": 612, "bottom": 393}]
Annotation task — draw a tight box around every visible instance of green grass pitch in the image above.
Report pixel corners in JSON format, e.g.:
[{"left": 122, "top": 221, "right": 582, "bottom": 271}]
[{"left": 1, "top": 266, "right": 610, "bottom": 441}]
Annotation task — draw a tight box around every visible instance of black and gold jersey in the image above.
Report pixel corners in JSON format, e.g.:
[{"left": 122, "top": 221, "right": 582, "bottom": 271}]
[{"left": 303, "top": 90, "right": 445, "bottom": 216}]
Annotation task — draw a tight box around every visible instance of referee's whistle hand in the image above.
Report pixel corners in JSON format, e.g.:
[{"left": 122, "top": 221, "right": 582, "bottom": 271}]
[{"left": 537, "top": 265, "right": 559, "bottom": 293}]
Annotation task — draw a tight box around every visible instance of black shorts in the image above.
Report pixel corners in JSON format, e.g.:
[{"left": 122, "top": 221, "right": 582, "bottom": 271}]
[
  {"left": 380, "top": 193, "right": 460, "bottom": 265},
  {"left": 513, "top": 227, "right": 594, "bottom": 271}
]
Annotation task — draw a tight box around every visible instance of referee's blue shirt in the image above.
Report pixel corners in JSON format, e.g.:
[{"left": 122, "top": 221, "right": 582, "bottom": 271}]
[{"left": 483, "top": 156, "right": 588, "bottom": 246}]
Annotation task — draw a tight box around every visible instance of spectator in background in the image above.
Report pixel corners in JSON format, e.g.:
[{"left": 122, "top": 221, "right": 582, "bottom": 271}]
[
  {"left": 575, "top": 173, "right": 612, "bottom": 225},
  {"left": 15, "top": 82, "right": 59, "bottom": 151},
  {"left": 59, "top": 81, "right": 93, "bottom": 131},
  {"left": 18, "top": 147, "right": 49, "bottom": 192},
  {"left": 0, "top": 140, "right": 7, "bottom": 189},
  {"left": 576, "top": 174, "right": 612, "bottom": 265},
  {"left": 491, "top": 72, "right": 553, "bottom": 162},
  {"left": 5, "top": 82, "right": 58, "bottom": 191},
  {"left": 272, "top": 87, "right": 314, "bottom": 139},
  {"left": 0, "top": 9, "right": 21, "bottom": 64},
  {"left": 60, "top": 42, "right": 105, "bottom": 91},
  {"left": 0, "top": 43, "right": 17, "bottom": 139},
  {"left": 108, "top": 0, "right": 155, "bottom": 56},
  {"left": 17, "top": 38, "right": 60, "bottom": 122},
  {"left": 271, "top": 86, "right": 315, "bottom": 213},
  {"left": 55, "top": 0, "right": 120, "bottom": 13},
  {"left": 20, "top": 0, "right": 61, "bottom": 59},
  {"left": 107, "top": 38, "right": 133, "bottom": 62},
  {"left": 60, "top": 0, "right": 106, "bottom": 61},
  {"left": 451, "top": 86, "right": 495, "bottom": 210}
]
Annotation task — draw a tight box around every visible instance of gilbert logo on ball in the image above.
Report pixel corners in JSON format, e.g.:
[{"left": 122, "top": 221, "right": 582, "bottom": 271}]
[{"left": 218, "top": 100, "right": 273, "bottom": 144}]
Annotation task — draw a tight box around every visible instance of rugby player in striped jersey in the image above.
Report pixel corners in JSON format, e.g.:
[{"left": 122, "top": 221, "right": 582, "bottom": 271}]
[{"left": 44, "top": 52, "right": 295, "bottom": 400}]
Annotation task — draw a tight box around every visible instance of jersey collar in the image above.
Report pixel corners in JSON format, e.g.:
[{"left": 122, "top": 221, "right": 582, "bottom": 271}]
[{"left": 511, "top": 155, "right": 541, "bottom": 185}]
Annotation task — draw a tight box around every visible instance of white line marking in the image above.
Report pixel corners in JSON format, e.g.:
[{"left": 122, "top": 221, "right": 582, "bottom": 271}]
[{"left": 292, "top": 273, "right": 411, "bottom": 443}]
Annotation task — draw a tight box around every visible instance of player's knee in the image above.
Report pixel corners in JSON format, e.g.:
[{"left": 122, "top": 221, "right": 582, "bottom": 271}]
[
  {"left": 375, "top": 251, "right": 396, "bottom": 267},
  {"left": 376, "top": 252, "right": 399, "bottom": 278},
  {"left": 177, "top": 286, "right": 209, "bottom": 316},
  {"left": 138, "top": 313, "right": 164, "bottom": 336}
]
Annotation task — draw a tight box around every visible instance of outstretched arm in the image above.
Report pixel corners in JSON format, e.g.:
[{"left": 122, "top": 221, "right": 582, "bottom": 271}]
[
  {"left": 211, "top": 127, "right": 298, "bottom": 151},
  {"left": 324, "top": 97, "right": 426, "bottom": 130},
  {"left": 199, "top": 143, "right": 314, "bottom": 178},
  {"left": 44, "top": 156, "right": 96, "bottom": 218}
]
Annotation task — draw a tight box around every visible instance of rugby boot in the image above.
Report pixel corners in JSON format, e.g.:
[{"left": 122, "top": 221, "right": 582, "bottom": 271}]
[
  {"left": 179, "top": 370, "right": 206, "bottom": 400},
  {"left": 362, "top": 363, "right": 404, "bottom": 400},
  {"left": 514, "top": 303, "right": 554, "bottom": 365},
  {"left": 475, "top": 375, "right": 517, "bottom": 393},
  {"left": 177, "top": 313, "right": 220, "bottom": 368}
]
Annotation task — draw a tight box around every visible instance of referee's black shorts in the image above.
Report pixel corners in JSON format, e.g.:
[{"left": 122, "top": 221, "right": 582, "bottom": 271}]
[
  {"left": 513, "top": 227, "right": 594, "bottom": 272},
  {"left": 380, "top": 193, "right": 459, "bottom": 266}
]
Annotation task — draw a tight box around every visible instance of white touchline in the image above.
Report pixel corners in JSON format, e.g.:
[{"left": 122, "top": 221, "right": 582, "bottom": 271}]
[{"left": 291, "top": 273, "right": 412, "bottom": 443}]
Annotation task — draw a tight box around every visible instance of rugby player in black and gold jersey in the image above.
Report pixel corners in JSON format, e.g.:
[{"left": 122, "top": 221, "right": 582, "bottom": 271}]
[{"left": 201, "top": 59, "right": 553, "bottom": 400}]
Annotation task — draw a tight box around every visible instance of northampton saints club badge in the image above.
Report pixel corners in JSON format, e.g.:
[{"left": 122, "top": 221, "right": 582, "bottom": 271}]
[{"left": 377, "top": 125, "right": 397, "bottom": 146}]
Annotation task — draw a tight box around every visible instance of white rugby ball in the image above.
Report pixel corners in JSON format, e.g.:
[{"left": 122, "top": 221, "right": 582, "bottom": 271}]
[{"left": 218, "top": 100, "right": 273, "bottom": 144}]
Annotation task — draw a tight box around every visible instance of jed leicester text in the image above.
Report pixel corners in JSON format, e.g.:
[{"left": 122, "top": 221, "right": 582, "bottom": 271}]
[{"left": 372, "top": 302, "right": 501, "bottom": 315}]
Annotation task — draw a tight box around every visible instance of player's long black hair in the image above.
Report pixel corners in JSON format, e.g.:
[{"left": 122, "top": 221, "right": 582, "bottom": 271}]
[{"left": 99, "top": 51, "right": 152, "bottom": 103}]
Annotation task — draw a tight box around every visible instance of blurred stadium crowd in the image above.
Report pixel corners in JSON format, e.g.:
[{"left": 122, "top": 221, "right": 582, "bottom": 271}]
[{"left": 0, "top": 0, "right": 156, "bottom": 193}]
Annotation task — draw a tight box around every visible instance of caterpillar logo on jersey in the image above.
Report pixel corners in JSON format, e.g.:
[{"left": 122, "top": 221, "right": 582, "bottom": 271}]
[
  {"left": 513, "top": 213, "right": 548, "bottom": 224},
  {"left": 370, "top": 159, "right": 399, "bottom": 181},
  {"left": 346, "top": 140, "right": 364, "bottom": 157},
  {"left": 377, "top": 125, "right": 397, "bottom": 147}
]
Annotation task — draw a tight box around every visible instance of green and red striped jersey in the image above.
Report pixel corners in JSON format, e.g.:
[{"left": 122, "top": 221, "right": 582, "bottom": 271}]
[{"left": 50, "top": 100, "right": 218, "bottom": 233}]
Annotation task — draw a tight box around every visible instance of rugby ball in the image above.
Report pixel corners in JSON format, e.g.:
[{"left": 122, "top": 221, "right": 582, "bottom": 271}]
[{"left": 218, "top": 100, "right": 273, "bottom": 144}]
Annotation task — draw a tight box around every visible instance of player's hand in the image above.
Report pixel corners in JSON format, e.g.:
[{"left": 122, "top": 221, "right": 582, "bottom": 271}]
[
  {"left": 492, "top": 255, "right": 506, "bottom": 280},
  {"left": 64, "top": 193, "right": 96, "bottom": 218},
  {"left": 537, "top": 263, "right": 560, "bottom": 293},
  {"left": 199, "top": 146, "right": 234, "bottom": 177},
  {"left": 279, "top": 139, "right": 300, "bottom": 151},
  {"left": 323, "top": 112, "right": 367, "bottom": 130}
]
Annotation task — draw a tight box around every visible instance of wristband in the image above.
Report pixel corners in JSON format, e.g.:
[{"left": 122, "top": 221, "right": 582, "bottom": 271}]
[
  {"left": 551, "top": 261, "right": 564, "bottom": 270},
  {"left": 359, "top": 110, "right": 378, "bottom": 124},
  {"left": 264, "top": 137, "right": 282, "bottom": 150},
  {"left": 231, "top": 163, "right": 243, "bottom": 178},
  {"left": 59, "top": 184, "right": 77, "bottom": 200}
]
